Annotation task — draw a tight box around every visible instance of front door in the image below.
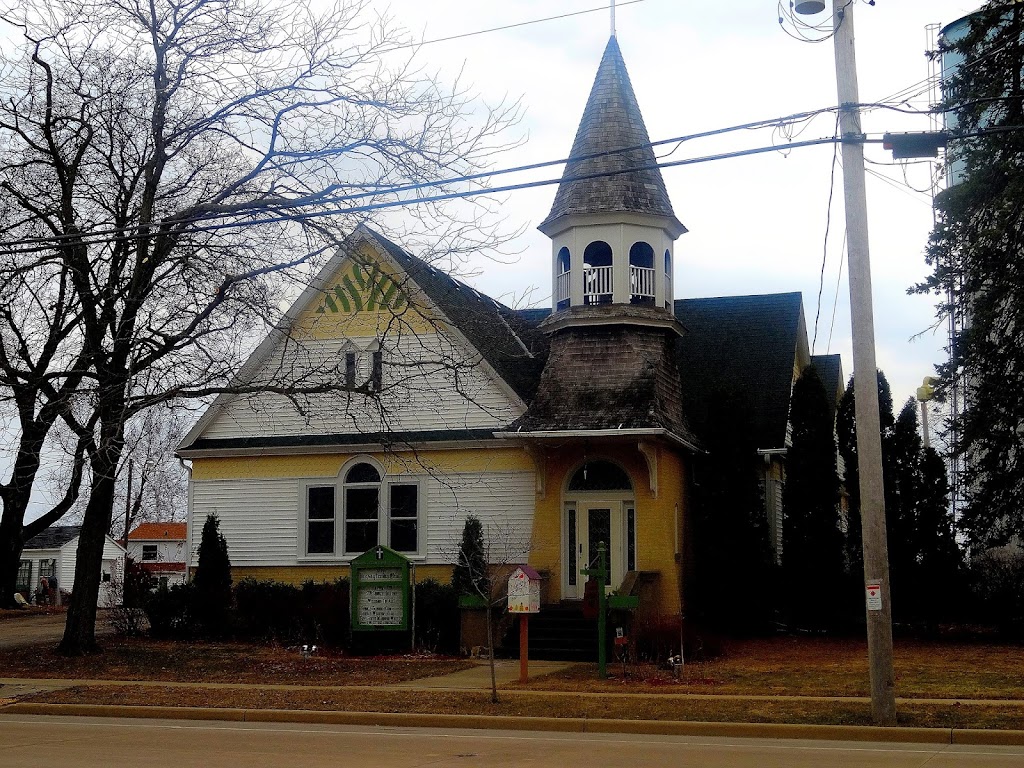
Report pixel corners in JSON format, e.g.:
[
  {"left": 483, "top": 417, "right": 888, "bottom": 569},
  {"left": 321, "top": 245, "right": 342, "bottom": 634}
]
[{"left": 564, "top": 503, "right": 623, "bottom": 600}]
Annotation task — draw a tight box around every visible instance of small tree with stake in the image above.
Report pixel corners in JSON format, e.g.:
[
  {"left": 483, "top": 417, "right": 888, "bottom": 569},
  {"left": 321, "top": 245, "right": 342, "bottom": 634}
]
[{"left": 192, "top": 513, "right": 232, "bottom": 637}]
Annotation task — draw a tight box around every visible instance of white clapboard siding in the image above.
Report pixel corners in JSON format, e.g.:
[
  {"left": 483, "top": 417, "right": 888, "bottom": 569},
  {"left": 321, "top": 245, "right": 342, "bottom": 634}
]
[
  {"left": 191, "top": 470, "right": 534, "bottom": 568},
  {"left": 203, "top": 332, "right": 521, "bottom": 440},
  {"left": 190, "top": 478, "right": 300, "bottom": 566}
]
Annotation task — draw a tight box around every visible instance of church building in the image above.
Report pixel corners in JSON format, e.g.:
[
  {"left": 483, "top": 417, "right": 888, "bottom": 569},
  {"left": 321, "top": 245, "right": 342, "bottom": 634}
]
[{"left": 178, "top": 36, "right": 840, "bottom": 621}]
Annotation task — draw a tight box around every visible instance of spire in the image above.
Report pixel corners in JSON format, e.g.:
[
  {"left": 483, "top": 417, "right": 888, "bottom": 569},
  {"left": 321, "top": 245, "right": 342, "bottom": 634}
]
[{"left": 539, "top": 36, "right": 680, "bottom": 233}]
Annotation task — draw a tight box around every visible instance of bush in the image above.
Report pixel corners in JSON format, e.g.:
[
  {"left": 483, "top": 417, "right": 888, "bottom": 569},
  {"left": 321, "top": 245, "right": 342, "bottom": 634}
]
[
  {"left": 192, "top": 513, "right": 232, "bottom": 636},
  {"left": 233, "top": 578, "right": 304, "bottom": 642},
  {"left": 145, "top": 582, "right": 195, "bottom": 639},
  {"left": 966, "top": 548, "right": 1024, "bottom": 642},
  {"left": 299, "top": 578, "right": 350, "bottom": 646},
  {"left": 414, "top": 579, "right": 459, "bottom": 654}
]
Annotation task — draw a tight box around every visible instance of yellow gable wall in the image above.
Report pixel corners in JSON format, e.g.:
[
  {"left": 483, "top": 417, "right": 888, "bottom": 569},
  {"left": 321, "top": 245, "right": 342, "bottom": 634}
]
[
  {"left": 528, "top": 442, "right": 687, "bottom": 616},
  {"left": 291, "top": 240, "right": 439, "bottom": 340}
]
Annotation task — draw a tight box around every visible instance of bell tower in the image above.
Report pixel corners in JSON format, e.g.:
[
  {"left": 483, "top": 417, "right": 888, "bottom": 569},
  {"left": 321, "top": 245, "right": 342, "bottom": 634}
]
[{"left": 539, "top": 36, "right": 686, "bottom": 321}]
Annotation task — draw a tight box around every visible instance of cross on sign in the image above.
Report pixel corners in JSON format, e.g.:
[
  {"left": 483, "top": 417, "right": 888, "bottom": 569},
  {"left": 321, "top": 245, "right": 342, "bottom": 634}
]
[{"left": 375, "top": 547, "right": 384, "bottom": 560}]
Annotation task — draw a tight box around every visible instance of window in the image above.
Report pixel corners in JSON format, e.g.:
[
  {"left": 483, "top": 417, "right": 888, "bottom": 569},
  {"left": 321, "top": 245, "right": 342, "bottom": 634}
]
[
  {"left": 388, "top": 484, "right": 419, "bottom": 552},
  {"left": 370, "top": 350, "right": 383, "bottom": 391},
  {"left": 307, "top": 486, "right": 336, "bottom": 555},
  {"left": 557, "top": 247, "right": 571, "bottom": 274},
  {"left": 16, "top": 560, "right": 31, "bottom": 591},
  {"left": 345, "top": 352, "right": 357, "bottom": 389},
  {"left": 142, "top": 544, "right": 158, "bottom": 561},
  {"left": 568, "top": 460, "right": 633, "bottom": 492},
  {"left": 302, "top": 461, "right": 423, "bottom": 558},
  {"left": 38, "top": 559, "right": 56, "bottom": 579},
  {"left": 344, "top": 463, "right": 381, "bottom": 554}
]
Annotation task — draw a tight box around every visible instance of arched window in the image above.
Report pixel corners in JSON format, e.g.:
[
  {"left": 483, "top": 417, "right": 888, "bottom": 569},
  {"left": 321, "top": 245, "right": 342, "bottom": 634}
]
[
  {"left": 568, "top": 460, "right": 633, "bottom": 492},
  {"left": 557, "top": 247, "right": 571, "bottom": 274},
  {"left": 664, "top": 249, "right": 673, "bottom": 309},
  {"left": 583, "top": 240, "right": 613, "bottom": 268},
  {"left": 628, "top": 241, "right": 654, "bottom": 269},
  {"left": 664, "top": 249, "right": 672, "bottom": 276},
  {"left": 583, "top": 241, "right": 613, "bottom": 305},
  {"left": 344, "top": 462, "right": 381, "bottom": 553}
]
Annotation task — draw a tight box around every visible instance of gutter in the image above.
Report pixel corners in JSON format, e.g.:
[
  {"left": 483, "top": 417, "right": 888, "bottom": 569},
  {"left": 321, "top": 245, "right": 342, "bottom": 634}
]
[{"left": 495, "top": 427, "right": 703, "bottom": 454}]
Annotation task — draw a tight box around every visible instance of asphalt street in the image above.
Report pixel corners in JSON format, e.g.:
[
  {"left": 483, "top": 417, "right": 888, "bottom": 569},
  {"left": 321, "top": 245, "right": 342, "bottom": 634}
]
[{"left": 2, "top": 715, "right": 1024, "bottom": 768}]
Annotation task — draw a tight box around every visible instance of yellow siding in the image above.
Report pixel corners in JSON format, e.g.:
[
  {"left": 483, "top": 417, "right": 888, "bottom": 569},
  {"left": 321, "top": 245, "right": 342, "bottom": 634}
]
[
  {"left": 192, "top": 447, "right": 534, "bottom": 481},
  {"left": 223, "top": 563, "right": 454, "bottom": 585},
  {"left": 528, "top": 442, "right": 687, "bottom": 616}
]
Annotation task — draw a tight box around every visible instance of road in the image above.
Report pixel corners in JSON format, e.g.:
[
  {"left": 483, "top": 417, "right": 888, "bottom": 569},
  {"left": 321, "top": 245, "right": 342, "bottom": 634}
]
[
  {"left": 1, "top": 716, "right": 1023, "bottom": 767},
  {"left": 0, "top": 612, "right": 113, "bottom": 650}
]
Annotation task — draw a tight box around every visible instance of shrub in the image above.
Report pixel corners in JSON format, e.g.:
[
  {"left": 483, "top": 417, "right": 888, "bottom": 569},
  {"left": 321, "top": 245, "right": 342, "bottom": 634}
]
[
  {"left": 300, "top": 578, "right": 350, "bottom": 646},
  {"left": 192, "top": 513, "right": 232, "bottom": 636},
  {"left": 145, "top": 582, "right": 195, "bottom": 639},
  {"left": 414, "top": 579, "right": 459, "bottom": 654},
  {"left": 452, "top": 516, "right": 487, "bottom": 598},
  {"left": 233, "top": 578, "right": 303, "bottom": 642}
]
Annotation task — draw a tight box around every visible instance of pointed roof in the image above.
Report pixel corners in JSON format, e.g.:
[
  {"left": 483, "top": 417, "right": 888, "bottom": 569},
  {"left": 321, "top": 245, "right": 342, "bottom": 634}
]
[{"left": 540, "top": 36, "right": 681, "bottom": 231}]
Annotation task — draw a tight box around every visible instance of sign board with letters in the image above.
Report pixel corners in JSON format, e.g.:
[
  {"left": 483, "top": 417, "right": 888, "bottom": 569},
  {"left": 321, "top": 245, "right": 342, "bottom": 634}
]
[
  {"left": 865, "top": 582, "right": 882, "bottom": 612},
  {"left": 507, "top": 565, "right": 541, "bottom": 614},
  {"left": 350, "top": 546, "right": 411, "bottom": 632}
]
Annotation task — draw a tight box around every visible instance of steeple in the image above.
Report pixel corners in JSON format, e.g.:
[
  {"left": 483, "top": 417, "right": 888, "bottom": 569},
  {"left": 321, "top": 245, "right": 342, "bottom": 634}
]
[
  {"left": 540, "top": 37, "right": 685, "bottom": 316},
  {"left": 540, "top": 37, "right": 682, "bottom": 233}
]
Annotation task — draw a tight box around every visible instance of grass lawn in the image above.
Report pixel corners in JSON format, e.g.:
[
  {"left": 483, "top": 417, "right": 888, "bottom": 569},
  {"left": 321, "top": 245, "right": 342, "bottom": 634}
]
[{"left": 2, "top": 635, "right": 1023, "bottom": 730}]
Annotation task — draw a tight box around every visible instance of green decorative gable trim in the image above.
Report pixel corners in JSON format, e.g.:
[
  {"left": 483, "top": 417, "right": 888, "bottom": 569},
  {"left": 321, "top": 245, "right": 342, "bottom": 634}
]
[{"left": 317, "top": 262, "right": 407, "bottom": 314}]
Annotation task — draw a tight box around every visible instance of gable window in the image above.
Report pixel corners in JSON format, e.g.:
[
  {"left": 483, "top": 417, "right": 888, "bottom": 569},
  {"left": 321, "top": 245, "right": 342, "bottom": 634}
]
[
  {"left": 370, "top": 350, "right": 383, "bottom": 391},
  {"left": 306, "top": 485, "right": 336, "bottom": 555},
  {"left": 345, "top": 352, "right": 357, "bottom": 389},
  {"left": 142, "top": 544, "right": 158, "bottom": 561}
]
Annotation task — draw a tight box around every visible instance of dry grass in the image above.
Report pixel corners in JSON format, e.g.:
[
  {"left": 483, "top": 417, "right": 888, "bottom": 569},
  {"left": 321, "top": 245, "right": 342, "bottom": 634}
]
[
  {"left": 0, "top": 637, "right": 473, "bottom": 686},
  {"left": 510, "top": 638, "right": 1024, "bottom": 700},
  {"left": 20, "top": 684, "right": 1024, "bottom": 730}
]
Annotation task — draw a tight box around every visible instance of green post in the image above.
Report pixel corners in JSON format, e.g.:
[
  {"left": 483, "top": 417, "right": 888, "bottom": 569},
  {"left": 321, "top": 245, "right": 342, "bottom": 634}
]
[
  {"left": 597, "top": 541, "right": 607, "bottom": 679},
  {"left": 581, "top": 540, "right": 609, "bottom": 679}
]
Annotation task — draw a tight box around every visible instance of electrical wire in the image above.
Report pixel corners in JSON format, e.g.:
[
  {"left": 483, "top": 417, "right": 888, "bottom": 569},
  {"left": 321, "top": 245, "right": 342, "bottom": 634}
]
[
  {"left": 0, "top": 107, "right": 851, "bottom": 255},
  {"left": 812, "top": 112, "right": 841, "bottom": 355},
  {"left": 826, "top": 229, "right": 847, "bottom": 355}
]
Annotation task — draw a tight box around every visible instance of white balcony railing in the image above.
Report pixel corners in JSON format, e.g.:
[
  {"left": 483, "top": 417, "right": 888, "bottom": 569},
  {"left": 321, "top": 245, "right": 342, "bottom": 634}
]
[
  {"left": 555, "top": 270, "right": 571, "bottom": 303},
  {"left": 584, "top": 265, "right": 613, "bottom": 303},
  {"left": 630, "top": 266, "right": 656, "bottom": 299}
]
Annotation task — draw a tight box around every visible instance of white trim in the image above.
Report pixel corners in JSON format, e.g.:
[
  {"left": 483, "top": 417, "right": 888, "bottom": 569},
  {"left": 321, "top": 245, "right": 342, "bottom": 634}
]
[{"left": 497, "top": 428, "right": 701, "bottom": 454}]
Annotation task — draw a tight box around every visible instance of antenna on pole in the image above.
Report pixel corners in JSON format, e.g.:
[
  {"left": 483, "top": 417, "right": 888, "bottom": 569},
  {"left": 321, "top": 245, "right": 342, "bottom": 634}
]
[{"left": 611, "top": 0, "right": 616, "bottom": 37}]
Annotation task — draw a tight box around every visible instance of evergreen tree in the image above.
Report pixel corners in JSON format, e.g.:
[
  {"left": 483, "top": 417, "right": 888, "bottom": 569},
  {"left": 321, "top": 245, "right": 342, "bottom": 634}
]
[
  {"left": 918, "top": 2, "right": 1024, "bottom": 547},
  {"left": 452, "top": 515, "right": 488, "bottom": 598},
  {"left": 782, "top": 365, "right": 843, "bottom": 628},
  {"left": 193, "top": 513, "right": 232, "bottom": 635},
  {"left": 691, "top": 389, "right": 776, "bottom": 633}
]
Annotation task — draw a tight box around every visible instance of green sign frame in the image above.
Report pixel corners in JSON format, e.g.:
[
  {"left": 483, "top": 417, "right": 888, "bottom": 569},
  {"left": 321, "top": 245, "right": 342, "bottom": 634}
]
[{"left": 350, "top": 546, "right": 411, "bottom": 632}]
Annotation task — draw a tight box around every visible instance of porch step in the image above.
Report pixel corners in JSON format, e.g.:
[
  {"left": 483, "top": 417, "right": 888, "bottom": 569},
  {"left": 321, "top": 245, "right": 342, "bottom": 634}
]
[{"left": 507, "top": 604, "right": 600, "bottom": 662}]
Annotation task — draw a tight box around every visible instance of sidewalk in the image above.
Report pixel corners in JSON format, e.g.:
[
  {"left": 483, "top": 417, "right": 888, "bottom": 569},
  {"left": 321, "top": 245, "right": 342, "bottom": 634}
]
[{"left": 3, "top": 661, "right": 1024, "bottom": 745}]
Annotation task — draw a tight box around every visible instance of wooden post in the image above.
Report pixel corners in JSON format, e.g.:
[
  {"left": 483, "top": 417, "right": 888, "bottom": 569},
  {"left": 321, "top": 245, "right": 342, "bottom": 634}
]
[
  {"left": 519, "top": 614, "right": 529, "bottom": 683},
  {"left": 831, "top": 0, "right": 897, "bottom": 726}
]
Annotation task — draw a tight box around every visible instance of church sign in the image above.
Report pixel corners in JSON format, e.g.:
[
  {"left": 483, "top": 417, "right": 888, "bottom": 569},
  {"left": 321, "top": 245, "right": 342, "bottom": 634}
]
[{"left": 350, "top": 546, "right": 411, "bottom": 631}]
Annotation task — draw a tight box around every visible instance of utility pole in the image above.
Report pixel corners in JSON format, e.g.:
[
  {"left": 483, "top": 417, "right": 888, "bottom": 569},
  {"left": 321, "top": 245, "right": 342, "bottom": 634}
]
[{"left": 797, "top": 0, "right": 897, "bottom": 725}]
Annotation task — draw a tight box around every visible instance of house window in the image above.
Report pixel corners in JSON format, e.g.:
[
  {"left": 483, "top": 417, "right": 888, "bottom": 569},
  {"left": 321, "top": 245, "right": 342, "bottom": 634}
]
[
  {"left": 142, "top": 544, "right": 158, "bottom": 561},
  {"left": 38, "top": 559, "right": 56, "bottom": 580},
  {"left": 344, "top": 463, "right": 381, "bottom": 554},
  {"left": 388, "top": 484, "right": 419, "bottom": 552},
  {"left": 307, "top": 485, "right": 336, "bottom": 555},
  {"left": 16, "top": 560, "right": 32, "bottom": 591}
]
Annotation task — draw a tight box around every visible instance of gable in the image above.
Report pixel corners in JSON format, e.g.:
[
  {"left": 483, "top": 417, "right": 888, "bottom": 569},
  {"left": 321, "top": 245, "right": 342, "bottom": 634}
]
[{"left": 180, "top": 229, "right": 538, "bottom": 452}]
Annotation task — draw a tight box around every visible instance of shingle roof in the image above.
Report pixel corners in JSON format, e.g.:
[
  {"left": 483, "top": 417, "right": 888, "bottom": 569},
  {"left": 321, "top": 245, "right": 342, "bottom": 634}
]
[
  {"left": 23, "top": 525, "right": 81, "bottom": 550},
  {"left": 183, "top": 429, "right": 504, "bottom": 452},
  {"left": 128, "top": 522, "right": 187, "bottom": 541},
  {"left": 539, "top": 36, "right": 679, "bottom": 230},
  {"left": 368, "top": 229, "right": 549, "bottom": 401},
  {"left": 675, "top": 293, "right": 804, "bottom": 450},
  {"left": 810, "top": 353, "right": 844, "bottom": 422}
]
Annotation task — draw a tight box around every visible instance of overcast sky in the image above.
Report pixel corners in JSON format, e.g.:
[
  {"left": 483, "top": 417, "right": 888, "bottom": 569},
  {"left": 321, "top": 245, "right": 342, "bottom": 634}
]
[{"left": 370, "top": 0, "right": 982, "bottom": 408}]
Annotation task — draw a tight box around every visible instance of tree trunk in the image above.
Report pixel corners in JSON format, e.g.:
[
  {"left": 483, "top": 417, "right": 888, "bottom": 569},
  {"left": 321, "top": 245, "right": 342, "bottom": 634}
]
[
  {"left": 0, "top": 431, "right": 48, "bottom": 609},
  {"left": 58, "top": 421, "right": 122, "bottom": 655},
  {"left": 0, "top": 510, "right": 27, "bottom": 609}
]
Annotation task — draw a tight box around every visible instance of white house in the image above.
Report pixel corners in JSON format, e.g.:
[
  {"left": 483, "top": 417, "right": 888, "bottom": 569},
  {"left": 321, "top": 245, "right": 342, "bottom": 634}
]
[
  {"left": 18, "top": 525, "right": 127, "bottom": 607},
  {"left": 126, "top": 522, "right": 188, "bottom": 588}
]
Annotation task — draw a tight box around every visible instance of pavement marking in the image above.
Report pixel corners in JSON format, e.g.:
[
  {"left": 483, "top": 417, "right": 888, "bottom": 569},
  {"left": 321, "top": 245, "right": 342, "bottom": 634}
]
[{"left": 2, "top": 716, "right": 1022, "bottom": 757}]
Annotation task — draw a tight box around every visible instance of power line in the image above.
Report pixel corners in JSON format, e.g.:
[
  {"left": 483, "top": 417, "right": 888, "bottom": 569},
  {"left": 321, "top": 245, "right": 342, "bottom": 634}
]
[{"left": 0, "top": 106, "right": 850, "bottom": 255}]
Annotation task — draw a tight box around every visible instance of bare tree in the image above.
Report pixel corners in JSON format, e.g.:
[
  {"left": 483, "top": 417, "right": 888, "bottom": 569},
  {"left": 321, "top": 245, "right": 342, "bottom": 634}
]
[{"left": 0, "top": 0, "right": 518, "bottom": 652}]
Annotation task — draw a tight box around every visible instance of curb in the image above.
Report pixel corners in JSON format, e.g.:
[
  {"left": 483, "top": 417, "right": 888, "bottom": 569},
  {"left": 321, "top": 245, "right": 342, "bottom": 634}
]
[{"left": 4, "top": 702, "right": 1024, "bottom": 745}]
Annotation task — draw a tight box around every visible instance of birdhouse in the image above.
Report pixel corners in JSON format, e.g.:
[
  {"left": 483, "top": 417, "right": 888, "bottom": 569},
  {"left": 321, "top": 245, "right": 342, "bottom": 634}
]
[{"left": 507, "top": 565, "right": 541, "bottom": 614}]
